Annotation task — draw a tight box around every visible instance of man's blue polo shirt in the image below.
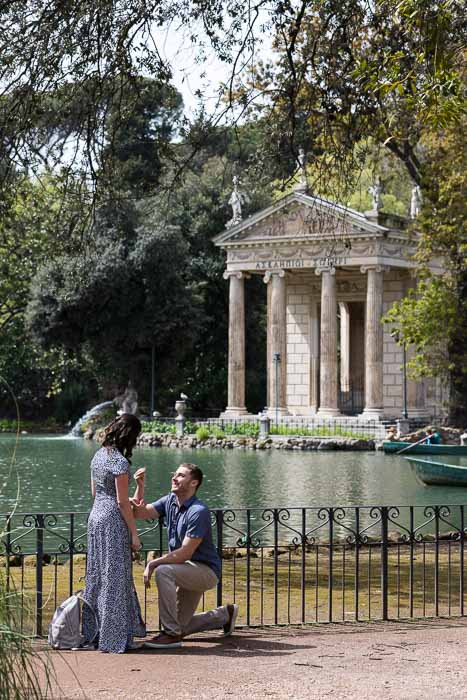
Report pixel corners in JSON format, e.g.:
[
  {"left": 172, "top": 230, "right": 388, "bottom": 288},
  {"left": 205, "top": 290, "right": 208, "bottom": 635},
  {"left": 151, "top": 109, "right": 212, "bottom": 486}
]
[{"left": 152, "top": 493, "right": 221, "bottom": 578}]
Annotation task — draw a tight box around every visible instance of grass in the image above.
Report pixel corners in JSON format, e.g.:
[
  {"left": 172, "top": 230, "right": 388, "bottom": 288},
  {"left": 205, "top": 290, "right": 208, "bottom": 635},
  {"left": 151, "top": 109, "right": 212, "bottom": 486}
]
[
  {"left": 3, "top": 540, "right": 466, "bottom": 636},
  {"left": 269, "top": 425, "right": 373, "bottom": 439},
  {"left": 0, "top": 571, "right": 54, "bottom": 698}
]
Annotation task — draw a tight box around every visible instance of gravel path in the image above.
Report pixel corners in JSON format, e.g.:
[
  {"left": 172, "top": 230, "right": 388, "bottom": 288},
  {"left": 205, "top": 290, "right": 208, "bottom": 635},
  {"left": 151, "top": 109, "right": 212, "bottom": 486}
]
[{"left": 40, "top": 618, "right": 467, "bottom": 699}]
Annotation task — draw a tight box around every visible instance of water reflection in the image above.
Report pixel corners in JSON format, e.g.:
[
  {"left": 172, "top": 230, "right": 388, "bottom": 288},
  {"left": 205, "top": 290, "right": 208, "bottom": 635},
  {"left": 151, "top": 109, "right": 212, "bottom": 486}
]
[{"left": 1, "top": 435, "right": 467, "bottom": 514}]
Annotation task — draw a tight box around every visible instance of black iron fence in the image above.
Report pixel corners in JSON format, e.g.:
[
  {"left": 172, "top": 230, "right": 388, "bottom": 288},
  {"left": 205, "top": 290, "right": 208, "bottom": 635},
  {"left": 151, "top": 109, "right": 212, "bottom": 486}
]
[
  {"left": 338, "top": 387, "right": 365, "bottom": 415},
  {"left": 2, "top": 504, "right": 466, "bottom": 636},
  {"left": 143, "top": 417, "right": 388, "bottom": 439}
]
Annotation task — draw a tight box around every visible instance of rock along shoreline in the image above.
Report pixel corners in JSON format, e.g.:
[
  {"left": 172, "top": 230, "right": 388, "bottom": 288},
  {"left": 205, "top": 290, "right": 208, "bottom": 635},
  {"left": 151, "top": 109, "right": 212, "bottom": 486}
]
[{"left": 132, "top": 432, "right": 376, "bottom": 451}]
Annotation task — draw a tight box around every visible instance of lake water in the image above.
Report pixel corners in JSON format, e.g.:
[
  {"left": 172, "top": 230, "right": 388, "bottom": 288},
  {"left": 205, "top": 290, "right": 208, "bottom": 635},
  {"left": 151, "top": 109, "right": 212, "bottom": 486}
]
[{"left": 1, "top": 434, "right": 467, "bottom": 513}]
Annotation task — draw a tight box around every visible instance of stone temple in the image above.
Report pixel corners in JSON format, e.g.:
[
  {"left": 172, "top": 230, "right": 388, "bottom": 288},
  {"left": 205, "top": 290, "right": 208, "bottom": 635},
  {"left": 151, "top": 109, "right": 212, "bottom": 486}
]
[{"left": 213, "top": 178, "right": 443, "bottom": 421}]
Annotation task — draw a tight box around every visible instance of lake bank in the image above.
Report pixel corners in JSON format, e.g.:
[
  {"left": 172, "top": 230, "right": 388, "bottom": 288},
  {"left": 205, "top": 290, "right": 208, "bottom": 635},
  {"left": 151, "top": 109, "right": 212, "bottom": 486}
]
[{"left": 134, "top": 432, "right": 376, "bottom": 451}]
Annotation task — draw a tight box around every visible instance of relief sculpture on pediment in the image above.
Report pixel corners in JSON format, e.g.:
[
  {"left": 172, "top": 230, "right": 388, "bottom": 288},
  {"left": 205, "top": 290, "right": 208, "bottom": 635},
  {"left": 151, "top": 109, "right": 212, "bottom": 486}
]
[{"left": 233, "top": 204, "right": 352, "bottom": 241}]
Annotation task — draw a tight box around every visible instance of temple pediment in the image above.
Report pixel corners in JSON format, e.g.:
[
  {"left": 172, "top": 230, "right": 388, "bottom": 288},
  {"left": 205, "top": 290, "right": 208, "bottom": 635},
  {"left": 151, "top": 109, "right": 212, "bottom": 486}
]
[
  {"left": 213, "top": 192, "right": 389, "bottom": 247},
  {"left": 212, "top": 190, "right": 428, "bottom": 273}
]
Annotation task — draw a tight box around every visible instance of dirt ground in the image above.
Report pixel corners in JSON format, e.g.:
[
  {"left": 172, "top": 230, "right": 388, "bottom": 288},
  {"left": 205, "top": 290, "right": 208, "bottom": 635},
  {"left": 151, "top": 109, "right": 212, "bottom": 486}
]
[{"left": 39, "top": 618, "right": 467, "bottom": 700}]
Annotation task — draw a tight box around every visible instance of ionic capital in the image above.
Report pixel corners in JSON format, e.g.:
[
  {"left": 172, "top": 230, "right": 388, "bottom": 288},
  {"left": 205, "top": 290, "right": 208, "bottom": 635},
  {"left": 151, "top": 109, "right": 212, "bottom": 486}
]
[
  {"left": 315, "top": 266, "right": 336, "bottom": 276},
  {"left": 223, "top": 270, "right": 248, "bottom": 281},
  {"left": 263, "top": 269, "right": 286, "bottom": 284},
  {"left": 360, "top": 264, "right": 389, "bottom": 274}
]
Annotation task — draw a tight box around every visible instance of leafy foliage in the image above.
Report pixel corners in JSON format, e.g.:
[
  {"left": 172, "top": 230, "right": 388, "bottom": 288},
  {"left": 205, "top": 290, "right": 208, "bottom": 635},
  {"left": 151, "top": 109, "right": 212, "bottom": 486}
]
[
  {"left": 0, "top": 573, "right": 54, "bottom": 699},
  {"left": 26, "top": 201, "right": 202, "bottom": 394},
  {"left": 0, "top": 2, "right": 464, "bottom": 420},
  {"left": 238, "top": 0, "right": 465, "bottom": 189},
  {"left": 0, "top": 174, "right": 96, "bottom": 419},
  {"left": 384, "top": 121, "right": 467, "bottom": 422},
  {"left": 0, "top": 174, "right": 85, "bottom": 331},
  {"left": 140, "top": 420, "right": 176, "bottom": 435}
]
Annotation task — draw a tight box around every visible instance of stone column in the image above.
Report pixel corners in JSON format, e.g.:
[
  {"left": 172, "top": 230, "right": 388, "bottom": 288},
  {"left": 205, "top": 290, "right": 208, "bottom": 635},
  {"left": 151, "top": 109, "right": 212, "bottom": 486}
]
[
  {"left": 264, "top": 270, "right": 288, "bottom": 416},
  {"left": 266, "top": 280, "right": 272, "bottom": 408},
  {"left": 339, "top": 302, "right": 351, "bottom": 393},
  {"left": 221, "top": 271, "right": 248, "bottom": 417},
  {"left": 360, "top": 265, "right": 385, "bottom": 419},
  {"left": 316, "top": 267, "right": 341, "bottom": 416},
  {"left": 309, "top": 299, "right": 320, "bottom": 413}
]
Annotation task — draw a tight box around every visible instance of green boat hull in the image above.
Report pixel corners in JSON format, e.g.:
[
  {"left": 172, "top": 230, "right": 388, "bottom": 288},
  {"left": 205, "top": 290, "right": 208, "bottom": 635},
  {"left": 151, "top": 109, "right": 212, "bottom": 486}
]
[
  {"left": 383, "top": 441, "right": 467, "bottom": 456},
  {"left": 405, "top": 456, "right": 467, "bottom": 487}
]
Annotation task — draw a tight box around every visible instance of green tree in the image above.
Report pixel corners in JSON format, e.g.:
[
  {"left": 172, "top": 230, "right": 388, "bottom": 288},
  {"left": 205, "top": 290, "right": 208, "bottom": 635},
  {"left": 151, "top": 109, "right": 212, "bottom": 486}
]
[
  {"left": 0, "top": 174, "right": 85, "bottom": 331},
  {"left": 26, "top": 199, "right": 202, "bottom": 408},
  {"left": 0, "top": 173, "right": 92, "bottom": 419},
  {"left": 101, "top": 78, "right": 183, "bottom": 197},
  {"left": 142, "top": 125, "right": 274, "bottom": 413},
  {"left": 385, "top": 123, "right": 467, "bottom": 422}
]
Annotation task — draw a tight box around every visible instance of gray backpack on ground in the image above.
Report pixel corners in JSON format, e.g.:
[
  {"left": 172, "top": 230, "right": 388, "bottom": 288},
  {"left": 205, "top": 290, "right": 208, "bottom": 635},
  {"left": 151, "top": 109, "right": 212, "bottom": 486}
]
[{"left": 48, "top": 590, "right": 98, "bottom": 650}]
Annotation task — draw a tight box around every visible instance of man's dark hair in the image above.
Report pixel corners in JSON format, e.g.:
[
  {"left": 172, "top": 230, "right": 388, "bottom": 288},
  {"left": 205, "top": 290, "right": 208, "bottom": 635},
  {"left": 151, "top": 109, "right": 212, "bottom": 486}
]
[
  {"left": 180, "top": 463, "right": 203, "bottom": 491},
  {"left": 103, "top": 413, "right": 142, "bottom": 462}
]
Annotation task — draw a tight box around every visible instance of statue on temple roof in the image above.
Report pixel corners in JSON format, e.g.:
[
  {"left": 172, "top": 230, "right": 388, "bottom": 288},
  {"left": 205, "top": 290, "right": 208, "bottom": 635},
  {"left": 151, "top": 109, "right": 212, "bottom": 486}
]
[
  {"left": 368, "top": 179, "right": 383, "bottom": 212},
  {"left": 410, "top": 184, "right": 422, "bottom": 218},
  {"left": 294, "top": 147, "right": 308, "bottom": 192},
  {"left": 226, "top": 175, "right": 249, "bottom": 228}
]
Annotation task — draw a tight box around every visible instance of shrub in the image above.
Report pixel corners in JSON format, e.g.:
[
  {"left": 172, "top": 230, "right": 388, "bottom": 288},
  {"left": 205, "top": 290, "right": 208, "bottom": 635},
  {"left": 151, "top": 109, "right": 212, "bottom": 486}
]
[
  {"left": 223, "top": 422, "right": 259, "bottom": 438},
  {"left": 210, "top": 425, "right": 225, "bottom": 439},
  {"left": 195, "top": 426, "right": 210, "bottom": 442},
  {"left": 184, "top": 420, "right": 198, "bottom": 434}
]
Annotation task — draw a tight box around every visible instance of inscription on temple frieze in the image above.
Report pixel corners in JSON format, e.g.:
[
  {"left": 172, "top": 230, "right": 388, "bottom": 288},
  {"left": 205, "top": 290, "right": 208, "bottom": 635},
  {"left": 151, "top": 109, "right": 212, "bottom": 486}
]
[{"left": 228, "top": 241, "right": 351, "bottom": 266}]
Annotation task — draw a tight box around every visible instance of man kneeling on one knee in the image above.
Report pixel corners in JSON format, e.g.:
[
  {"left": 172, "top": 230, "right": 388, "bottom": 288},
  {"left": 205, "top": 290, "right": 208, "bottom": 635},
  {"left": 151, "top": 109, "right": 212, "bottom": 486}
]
[{"left": 132, "top": 463, "right": 238, "bottom": 649}]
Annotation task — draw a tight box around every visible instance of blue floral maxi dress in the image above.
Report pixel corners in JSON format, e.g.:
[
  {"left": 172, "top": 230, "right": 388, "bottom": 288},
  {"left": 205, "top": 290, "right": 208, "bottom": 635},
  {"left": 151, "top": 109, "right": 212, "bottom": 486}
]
[{"left": 82, "top": 447, "right": 146, "bottom": 653}]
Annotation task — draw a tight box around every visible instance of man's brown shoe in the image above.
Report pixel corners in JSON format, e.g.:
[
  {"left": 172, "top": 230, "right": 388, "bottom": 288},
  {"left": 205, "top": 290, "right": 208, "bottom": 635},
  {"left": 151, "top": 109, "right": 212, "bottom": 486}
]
[
  {"left": 223, "top": 604, "right": 239, "bottom": 636},
  {"left": 144, "top": 633, "right": 182, "bottom": 649}
]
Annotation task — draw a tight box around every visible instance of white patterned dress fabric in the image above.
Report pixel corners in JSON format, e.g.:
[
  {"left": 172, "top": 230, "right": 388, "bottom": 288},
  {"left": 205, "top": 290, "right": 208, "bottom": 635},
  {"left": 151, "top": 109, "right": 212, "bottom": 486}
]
[{"left": 82, "top": 447, "right": 145, "bottom": 652}]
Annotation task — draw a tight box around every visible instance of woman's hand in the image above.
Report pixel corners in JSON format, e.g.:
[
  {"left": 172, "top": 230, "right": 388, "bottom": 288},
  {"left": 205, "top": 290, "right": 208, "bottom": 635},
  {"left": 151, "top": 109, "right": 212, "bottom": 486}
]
[
  {"left": 133, "top": 467, "right": 146, "bottom": 483},
  {"left": 130, "top": 497, "right": 145, "bottom": 507},
  {"left": 131, "top": 532, "right": 142, "bottom": 552}
]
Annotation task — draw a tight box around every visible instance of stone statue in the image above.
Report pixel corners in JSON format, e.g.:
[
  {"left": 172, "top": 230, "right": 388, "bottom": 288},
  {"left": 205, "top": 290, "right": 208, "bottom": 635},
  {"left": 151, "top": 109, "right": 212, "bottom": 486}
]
[
  {"left": 410, "top": 185, "right": 422, "bottom": 218},
  {"left": 368, "top": 179, "right": 382, "bottom": 211},
  {"left": 228, "top": 176, "right": 242, "bottom": 223},
  {"left": 295, "top": 147, "right": 308, "bottom": 192},
  {"left": 226, "top": 175, "right": 249, "bottom": 228},
  {"left": 115, "top": 382, "right": 138, "bottom": 415}
]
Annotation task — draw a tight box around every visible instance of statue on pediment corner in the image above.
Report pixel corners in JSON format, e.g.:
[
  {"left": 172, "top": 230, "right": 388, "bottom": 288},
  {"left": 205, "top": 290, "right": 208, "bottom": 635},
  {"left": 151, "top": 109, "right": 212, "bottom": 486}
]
[
  {"left": 226, "top": 175, "right": 249, "bottom": 228},
  {"left": 410, "top": 184, "right": 422, "bottom": 218},
  {"left": 294, "top": 148, "right": 308, "bottom": 193},
  {"left": 368, "top": 179, "right": 383, "bottom": 212}
]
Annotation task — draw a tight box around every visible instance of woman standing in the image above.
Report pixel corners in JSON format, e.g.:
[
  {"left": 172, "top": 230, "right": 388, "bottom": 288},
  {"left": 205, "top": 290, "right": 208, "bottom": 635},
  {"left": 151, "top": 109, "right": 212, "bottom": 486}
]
[{"left": 83, "top": 413, "right": 146, "bottom": 653}]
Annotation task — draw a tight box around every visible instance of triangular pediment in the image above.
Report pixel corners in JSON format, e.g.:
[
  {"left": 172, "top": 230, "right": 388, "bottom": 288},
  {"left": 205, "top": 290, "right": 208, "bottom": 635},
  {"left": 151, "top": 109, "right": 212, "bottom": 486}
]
[{"left": 213, "top": 192, "right": 389, "bottom": 247}]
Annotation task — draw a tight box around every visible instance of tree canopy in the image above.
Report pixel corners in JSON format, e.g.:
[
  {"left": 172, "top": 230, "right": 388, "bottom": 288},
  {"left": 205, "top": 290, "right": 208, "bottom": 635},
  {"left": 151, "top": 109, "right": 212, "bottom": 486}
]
[
  {"left": 0, "top": 1, "right": 465, "bottom": 421},
  {"left": 1, "top": 1, "right": 464, "bottom": 196}
]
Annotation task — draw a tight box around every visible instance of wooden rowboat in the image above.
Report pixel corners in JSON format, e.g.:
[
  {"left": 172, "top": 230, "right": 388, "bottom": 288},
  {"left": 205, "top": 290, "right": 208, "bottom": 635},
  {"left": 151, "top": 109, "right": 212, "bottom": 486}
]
[
  {"left": 383, "top": 441, "right": 467, "bottom": 456},
  {"left": 405, "top": 456, "right": 467, "bottom": 487}
]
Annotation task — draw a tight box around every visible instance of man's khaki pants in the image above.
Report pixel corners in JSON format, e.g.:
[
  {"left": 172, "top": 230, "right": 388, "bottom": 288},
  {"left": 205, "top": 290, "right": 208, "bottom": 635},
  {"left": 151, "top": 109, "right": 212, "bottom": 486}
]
[{"left": 155, "top": 561, "right": 229, "bottom": 637}]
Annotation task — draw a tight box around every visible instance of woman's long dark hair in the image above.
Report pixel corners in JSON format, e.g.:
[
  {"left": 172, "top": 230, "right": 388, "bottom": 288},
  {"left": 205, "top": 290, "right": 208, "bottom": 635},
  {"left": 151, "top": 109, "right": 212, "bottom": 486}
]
[{"left": 102, "top": 413, "right": 142, "bottom": 462}]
